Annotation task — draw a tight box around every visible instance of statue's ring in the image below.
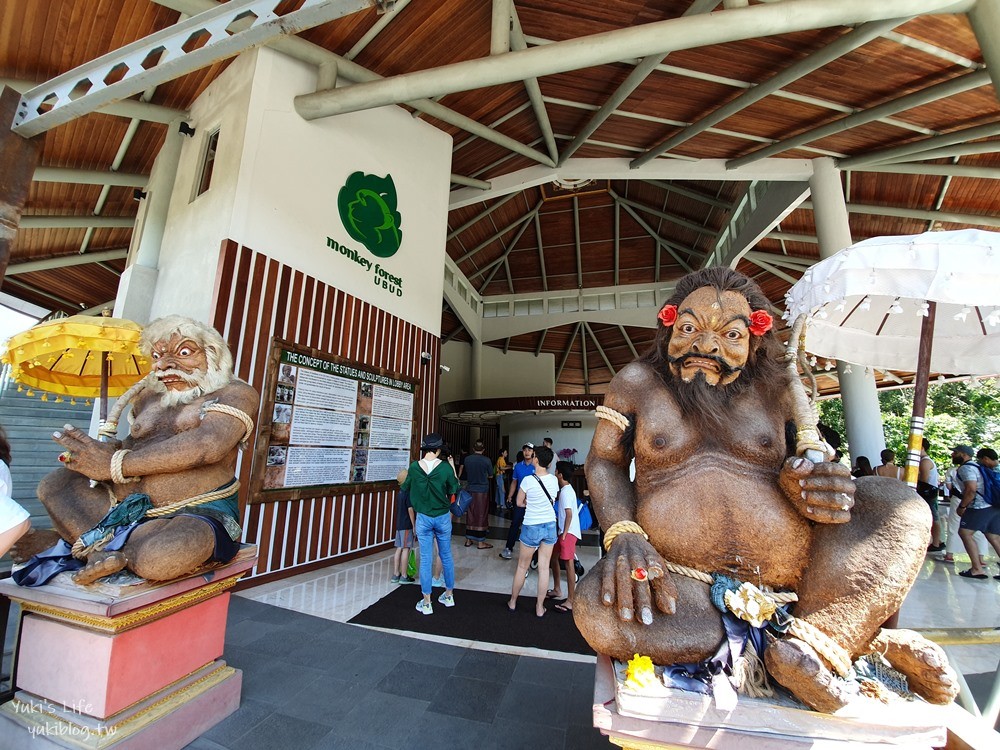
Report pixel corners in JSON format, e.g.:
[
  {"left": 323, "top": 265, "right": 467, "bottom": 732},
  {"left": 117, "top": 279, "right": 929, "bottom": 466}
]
[
  {"left": 58, "top": 451, "right": 72, "bottom": 464},
  {"left": 631, "top": 567, "right": 648, "bottom": 582}
]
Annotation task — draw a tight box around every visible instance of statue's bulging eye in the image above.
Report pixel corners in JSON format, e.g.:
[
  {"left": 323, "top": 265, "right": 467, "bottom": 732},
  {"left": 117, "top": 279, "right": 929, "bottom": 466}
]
[
  {"left": 680, "top": 323, "right": 695, "bottom": 334},
  {"left": 151, "top": 352, "right": 162, "bottom": 360},
  {"left": 726, "top": 329, "right": 743, "bottom": 340},
  {"left": 179, "top": 347, "right": 193, "bottom": 357}
]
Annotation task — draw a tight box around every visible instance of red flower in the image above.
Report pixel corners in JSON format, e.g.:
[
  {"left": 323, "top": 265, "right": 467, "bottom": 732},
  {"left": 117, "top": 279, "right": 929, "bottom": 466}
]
[
  {"left": 657, "top": 305, "right": 678, "bottom": 328},
  {"left": 748, "top": 309, "right": 773, "bottom": 336}
]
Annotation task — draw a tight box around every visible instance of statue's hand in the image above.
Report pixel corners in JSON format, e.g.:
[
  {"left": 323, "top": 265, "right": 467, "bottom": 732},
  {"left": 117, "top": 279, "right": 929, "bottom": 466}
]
[
  {"left": 779, "top": 456, "right": 854, "bottom": 524},
  {"left": 53, "top": 424, "right": 116, "bottom": 482},
  {"left": 602, "top": 532, "right": 678, "bottom": 624}
]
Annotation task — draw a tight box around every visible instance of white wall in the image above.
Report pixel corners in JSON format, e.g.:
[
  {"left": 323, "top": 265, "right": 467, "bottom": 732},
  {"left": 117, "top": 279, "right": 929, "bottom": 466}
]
[
  {"left": 500, "top": 412, "right": 597, "bottom": 465},
  {"left": 144, "top": 46, "right": 453, "bottom": 336},
  {"left": 441, "top": 340, "right": 556, "bottom": 401},
  {"left": 232, "top": 48, "right": 453, "bottom": 334},
  {"left": 149, "top": 51, "right": 258, "bottom": 322}
]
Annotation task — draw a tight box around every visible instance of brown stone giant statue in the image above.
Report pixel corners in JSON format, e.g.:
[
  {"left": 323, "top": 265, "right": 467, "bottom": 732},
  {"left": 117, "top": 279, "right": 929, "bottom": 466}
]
[
  {"left": 575, "top": 267, "right": 957, "bottom": 712},
  {"left": 12, "top": 316, "right": 259, "bottom": 586}
]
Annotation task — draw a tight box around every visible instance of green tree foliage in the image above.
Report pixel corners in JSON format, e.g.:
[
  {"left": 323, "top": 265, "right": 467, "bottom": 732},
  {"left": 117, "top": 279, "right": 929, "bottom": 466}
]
[{"left": 818, "top": 378, "right": 1000, "bottom": 470}]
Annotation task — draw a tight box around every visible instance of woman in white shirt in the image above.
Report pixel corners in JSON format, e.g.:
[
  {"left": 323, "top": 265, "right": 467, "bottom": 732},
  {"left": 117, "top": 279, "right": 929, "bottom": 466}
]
[
  {"left": 507, "top": 445, "right": 558, "bottom": 617},
  {"left": 0, "top": 427, "right": 30, "bottom": 557}
]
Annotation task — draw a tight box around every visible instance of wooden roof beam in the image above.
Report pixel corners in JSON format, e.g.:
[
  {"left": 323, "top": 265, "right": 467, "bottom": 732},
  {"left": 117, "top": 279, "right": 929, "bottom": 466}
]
[
  {"left": 728, "top": 69, "right": 992, "bottom": 169},
  {"left": 557, "top": 0, "right": 721, "bottom": 165},
  {"left": 632, "top": 18, "right": 908, "bottom": 168},
  {"left": 155, "top": 0, "right": 555, "bottom": 168},
  {"left": 294, "top": 0, "right": 973, "bottom": 120}
]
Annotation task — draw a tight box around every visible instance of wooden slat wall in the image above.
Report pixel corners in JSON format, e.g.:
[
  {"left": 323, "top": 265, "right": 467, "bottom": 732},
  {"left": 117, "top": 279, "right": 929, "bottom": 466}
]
[{"left": 212, "top": 239, "right": 441, "bottom": 582}]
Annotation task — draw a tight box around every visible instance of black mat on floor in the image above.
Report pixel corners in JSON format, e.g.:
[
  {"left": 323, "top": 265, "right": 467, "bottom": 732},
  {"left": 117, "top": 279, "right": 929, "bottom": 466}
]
[{"left": 349, "top": 585, "right": 595, "bottom": 656}]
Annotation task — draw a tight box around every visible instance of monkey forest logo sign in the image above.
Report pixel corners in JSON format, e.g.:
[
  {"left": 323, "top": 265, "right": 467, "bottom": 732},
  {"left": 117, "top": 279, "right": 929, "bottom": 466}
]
[
  {"left": 328, "top": 171, "right": 405, "bottom": 297},
  {"left": 337, "top": 172, "right": 403, "bottom": 258}
]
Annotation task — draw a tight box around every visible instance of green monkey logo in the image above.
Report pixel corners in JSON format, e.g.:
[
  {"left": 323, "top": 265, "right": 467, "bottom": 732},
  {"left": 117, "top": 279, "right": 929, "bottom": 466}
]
[{"left": 337, "top": 172, "right": 403, "bottom": 258}]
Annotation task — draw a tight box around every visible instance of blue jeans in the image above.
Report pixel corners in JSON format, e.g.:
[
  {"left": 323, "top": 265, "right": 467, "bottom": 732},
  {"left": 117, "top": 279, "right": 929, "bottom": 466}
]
[{"left": 415, "top": 512, "right": 455, "bottom": 596}]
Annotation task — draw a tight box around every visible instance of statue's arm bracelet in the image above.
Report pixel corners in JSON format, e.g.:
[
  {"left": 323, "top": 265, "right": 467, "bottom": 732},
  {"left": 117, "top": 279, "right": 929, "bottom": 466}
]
[
  {"left": 603, "top": 520, "right": 648, "bottom": 551},
  {"left": 111, "top": 449, "right": 140, "bottom": 485},
  {"left": 596, "top": 406, "right": 629, "bottom": 431}
]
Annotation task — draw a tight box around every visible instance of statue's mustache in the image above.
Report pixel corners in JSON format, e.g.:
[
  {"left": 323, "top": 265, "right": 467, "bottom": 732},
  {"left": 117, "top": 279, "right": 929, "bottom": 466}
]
[
  {"left": 153, "top": 368, "right": 203, "bottom": 386},
  {"left": 667, "top": 352, "right": 742, "bottom": 377}
]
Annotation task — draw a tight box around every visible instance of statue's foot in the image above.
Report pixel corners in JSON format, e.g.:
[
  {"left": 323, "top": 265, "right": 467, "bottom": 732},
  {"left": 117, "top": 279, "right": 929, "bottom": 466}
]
[
  {"left": 72, "top": 551, "right": 128, "bottom": 585},
  {"left": 764, "top": 636, "right": 851, "bottom": 713},
  {"left": 869, "top": 628, "right": 959, "bottom": 704},
  {"left": 9, "top": 529, "right": 63, "bottom": 563}
]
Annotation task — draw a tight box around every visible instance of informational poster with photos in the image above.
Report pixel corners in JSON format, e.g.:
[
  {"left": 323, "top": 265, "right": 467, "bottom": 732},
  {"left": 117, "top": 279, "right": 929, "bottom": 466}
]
[{"left": 253, "top": 341, "right": 419, "bottom": 502}]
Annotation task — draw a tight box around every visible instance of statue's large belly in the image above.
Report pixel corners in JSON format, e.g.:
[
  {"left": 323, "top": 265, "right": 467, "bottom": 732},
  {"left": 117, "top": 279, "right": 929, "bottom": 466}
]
[{"left": 636, "top": 466, "right": 812, "bottom": 591}]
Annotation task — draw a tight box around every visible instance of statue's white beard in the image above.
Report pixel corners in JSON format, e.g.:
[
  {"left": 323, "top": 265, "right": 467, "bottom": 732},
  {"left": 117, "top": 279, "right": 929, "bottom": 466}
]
[{"left": 148, "top": 365, "right": 231, "bottom": 407}]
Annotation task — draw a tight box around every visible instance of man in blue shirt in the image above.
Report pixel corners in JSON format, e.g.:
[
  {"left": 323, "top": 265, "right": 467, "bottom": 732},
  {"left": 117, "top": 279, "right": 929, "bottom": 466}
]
[{"left": 500, "top": 443, "right": 536, "bottom": 560}]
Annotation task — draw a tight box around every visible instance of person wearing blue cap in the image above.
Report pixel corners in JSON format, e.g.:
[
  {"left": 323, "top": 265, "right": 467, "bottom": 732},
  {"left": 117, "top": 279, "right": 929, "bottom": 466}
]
[{"left": 402, "top": 433, "right": 461, "bottom": 614}]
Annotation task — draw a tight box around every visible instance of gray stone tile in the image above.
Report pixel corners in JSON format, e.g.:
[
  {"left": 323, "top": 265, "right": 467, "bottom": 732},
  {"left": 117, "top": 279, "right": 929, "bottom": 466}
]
[
  {"left": 225, "top": 617, "right": 282, "bottom": 647},
  {"left": 511, "top": 655, "right": 593, "bottom": 688},
  {"left": 182, "top": 737, "right": 230, "bottom": 750},
  {"left": 313, "top": 734, "right": 394, "bottom": 750},
  {"left": 563, "top": 722, "right": 612, "bottom": 749},
  {"left": 277, "top": 676, "right": 372, "bottom": 725},
  {"left": 333, "top": 689, "right": 430, "bottom": 749},
  {"left": 232, "top": 711, "right": 331, "bottom": 750},
  {"left": 374, "top": 635, "right": 465, "bottom": 668},
  {"left": 240, "top": 658, "right": 326, "bottom": 706},
  {"left": 453, "top": 649, "right": 519, "bottom": 682},
  {"left": 241, "top": 626, "right": 319, "bottom": 658},
  {"left": 321, "top": 646, "right": 403, "bottom": 687},
  {"left": 412, "top": 710, "right": 491, "bottom": 745},
  {"left": 426, "top": 674, "right": 502, "bottom": 724},
  {"left": 496, "top": 680, "right": 569, "bottom": 728},
  {"left": 284, "top": 635, "right": 364, "bottom": 671},
  {"left": 200, "top": 698, "right": 273, "bottom": 746},
  {"left": 375, "top": 659, "right": 453, "bottom": 700},
  {"left": 484, "top": 715, "right": 566, "bottom": 750}
]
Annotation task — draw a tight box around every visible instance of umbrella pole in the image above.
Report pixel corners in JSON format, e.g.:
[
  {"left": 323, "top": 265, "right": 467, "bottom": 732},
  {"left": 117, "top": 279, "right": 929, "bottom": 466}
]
[
  {"left": 100, "top": 351, "right": 109, "bottom": 424},
  {"left": 904, "top": 302, "right": 936, "bottom": 488}
]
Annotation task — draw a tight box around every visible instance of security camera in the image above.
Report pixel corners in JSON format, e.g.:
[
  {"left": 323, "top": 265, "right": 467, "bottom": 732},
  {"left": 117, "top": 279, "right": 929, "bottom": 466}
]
[
  {"left": 420, "top": 352, "right": 432, "bottom": 365},
  {"left": 439, "top": 364, "right": 451, "bottom": 373}
]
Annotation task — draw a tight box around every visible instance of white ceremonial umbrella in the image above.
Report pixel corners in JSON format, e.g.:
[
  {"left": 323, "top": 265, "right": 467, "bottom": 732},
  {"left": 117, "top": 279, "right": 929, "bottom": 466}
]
[{"left": 783, "top": 228, "right": 1000, "bottom": 485}]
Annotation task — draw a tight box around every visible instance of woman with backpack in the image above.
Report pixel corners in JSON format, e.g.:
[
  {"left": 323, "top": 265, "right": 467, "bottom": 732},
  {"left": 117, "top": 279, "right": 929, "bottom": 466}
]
[
  {"left": 951, "top": 444, "right": 1000, "bottom": 580},
  {"left": 506, "top": 445, "right": 558, "bottom": 617}
]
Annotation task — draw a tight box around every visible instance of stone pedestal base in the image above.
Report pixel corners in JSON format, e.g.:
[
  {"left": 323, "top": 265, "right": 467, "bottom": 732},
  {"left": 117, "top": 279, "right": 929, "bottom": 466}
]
[
  {"left": 0, "top": 545, "right": 257, "bottom": 749},
  {"left": 0, "top": 661, "right": 241, "bottom": 750},
  {"left": 592, "top": 654, "right": 963, "bottom": 749}
]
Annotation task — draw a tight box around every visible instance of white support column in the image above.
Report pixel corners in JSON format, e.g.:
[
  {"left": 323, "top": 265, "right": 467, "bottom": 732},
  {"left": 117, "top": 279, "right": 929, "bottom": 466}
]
[
  {"left": 113, "top": 118, "right": 186, "bottom": 324},
  {"left": 809, "top": 158, "right": 885, "bottom": 465},
  {"left": 471, "top": 337, "right": 483, "bottom": 400}
]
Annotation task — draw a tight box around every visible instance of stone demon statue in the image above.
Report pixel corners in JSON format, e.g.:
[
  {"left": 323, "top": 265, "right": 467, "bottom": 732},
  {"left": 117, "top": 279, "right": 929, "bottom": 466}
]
[
  {"left": 575, "top": 267, "right": 957, "bottom": 712},
  {"left": 12, "top": 316, "right": 259, "bottom": 587}
]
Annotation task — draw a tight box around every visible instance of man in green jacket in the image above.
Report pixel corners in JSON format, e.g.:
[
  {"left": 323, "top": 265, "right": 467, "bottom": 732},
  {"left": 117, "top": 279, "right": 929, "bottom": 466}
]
[{"left": 402, "top": 433, "right": 461, "bottom": 614}]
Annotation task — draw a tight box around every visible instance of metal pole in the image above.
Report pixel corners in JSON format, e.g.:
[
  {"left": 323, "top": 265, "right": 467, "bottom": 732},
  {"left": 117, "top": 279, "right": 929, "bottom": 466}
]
[{"left": 904, "top": 302, "right": 935, "bottom": 488}]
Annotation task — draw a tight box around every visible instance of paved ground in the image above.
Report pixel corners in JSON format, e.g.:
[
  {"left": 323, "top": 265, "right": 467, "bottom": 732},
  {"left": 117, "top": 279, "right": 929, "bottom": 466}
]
[{"left": 183, "top": 596, "right": 610, "bottom": 750}]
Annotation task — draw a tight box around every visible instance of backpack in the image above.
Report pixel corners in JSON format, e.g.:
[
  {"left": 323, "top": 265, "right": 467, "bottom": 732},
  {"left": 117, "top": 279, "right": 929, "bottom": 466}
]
[
  {"left": 970, "top": 462, "right": 1000, "bottom": 507},
  {"left": 577, "top": 498, "right": 594, "bottom": 531}
]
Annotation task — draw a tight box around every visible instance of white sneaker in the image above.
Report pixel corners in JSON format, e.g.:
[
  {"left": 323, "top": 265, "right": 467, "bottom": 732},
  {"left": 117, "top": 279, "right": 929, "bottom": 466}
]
[
  {"left": 415, "top": 599, "right": 433, "bottom": 616},
  {"left": 499, "top": 548, "right": 512, "bottom": 560},
  {"left": 432, "top": 576, "right": 445, "bottom": 588},
  {"left": 438, "top": 592, "right": 455, "bottom": 608}
]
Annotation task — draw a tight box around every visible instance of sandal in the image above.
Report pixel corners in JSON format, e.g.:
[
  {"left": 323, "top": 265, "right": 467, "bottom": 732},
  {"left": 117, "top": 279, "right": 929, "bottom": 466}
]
[
  {"left": 958, "top": 569, "right": 988, "bottom": 579},
  {"left": 464, "top": 540, "right": 474, "bottom": 547},
  {"left": 553, "top": 602, "right": 573, "bottom": 613},
  {"left": 545, "top": 590, "right": 562, "bottom": 600},
  {"left": 477, "top": 542, "right": 493, "bottom": 549}
]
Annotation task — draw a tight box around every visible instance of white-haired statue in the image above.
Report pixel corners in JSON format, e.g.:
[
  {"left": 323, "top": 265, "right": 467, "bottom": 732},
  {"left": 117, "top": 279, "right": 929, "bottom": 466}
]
[{"left": 12, "top": 316, "right": 260, "bottom": 586}]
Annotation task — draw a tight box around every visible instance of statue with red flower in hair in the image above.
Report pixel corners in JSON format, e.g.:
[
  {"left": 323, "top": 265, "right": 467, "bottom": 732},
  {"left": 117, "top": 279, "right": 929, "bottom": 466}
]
[{"left": 575, "top": 267, "right": 957, "bottom": 713}]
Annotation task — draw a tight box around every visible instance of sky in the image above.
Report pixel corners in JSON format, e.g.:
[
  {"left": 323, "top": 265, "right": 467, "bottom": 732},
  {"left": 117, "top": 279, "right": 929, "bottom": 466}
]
[{"left": 0, "top": 305, "right": 40, "bottom": 344}]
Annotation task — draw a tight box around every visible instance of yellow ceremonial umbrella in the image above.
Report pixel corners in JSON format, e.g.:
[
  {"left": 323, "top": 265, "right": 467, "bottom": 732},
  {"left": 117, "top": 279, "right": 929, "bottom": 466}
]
[{"left": 1, "top": 312, "right": 149, "bottom": 421}]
